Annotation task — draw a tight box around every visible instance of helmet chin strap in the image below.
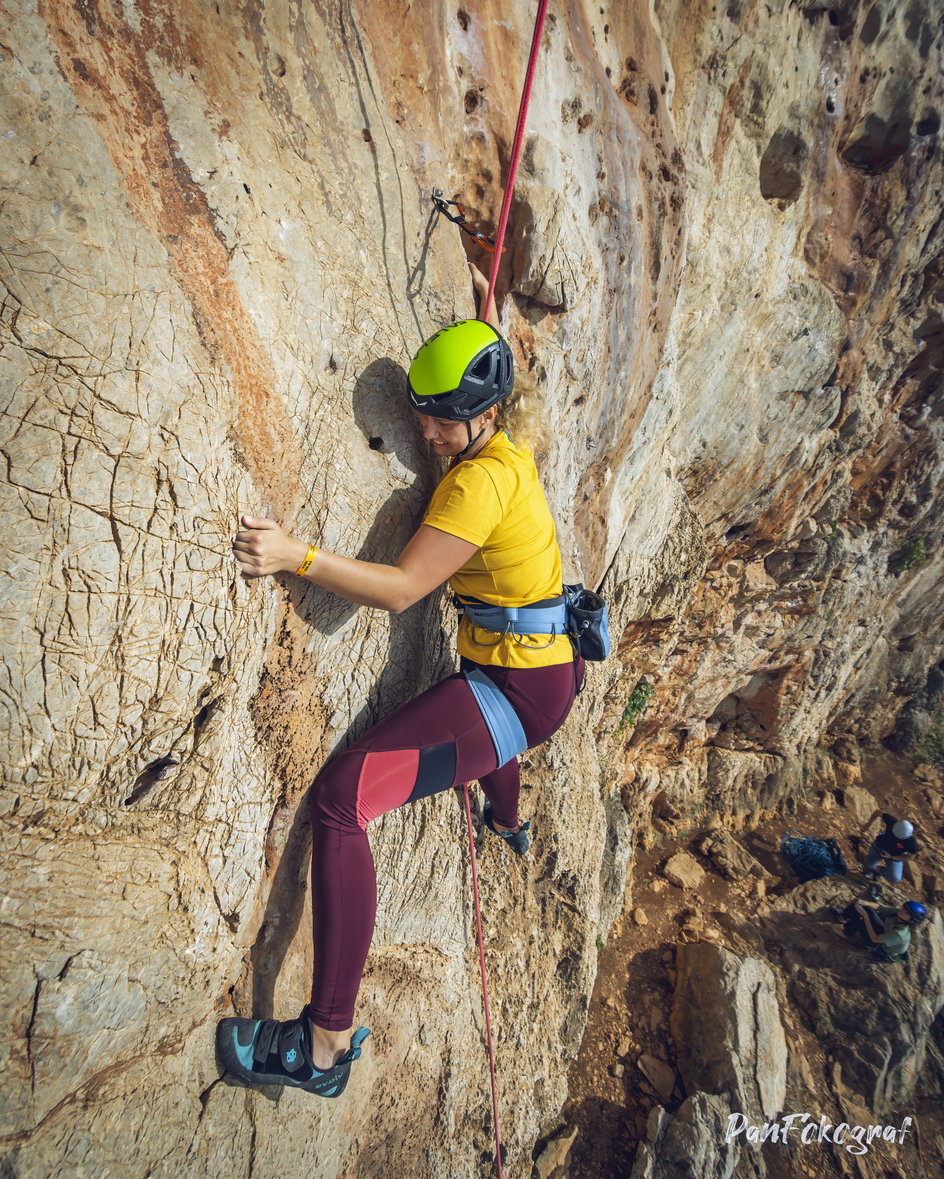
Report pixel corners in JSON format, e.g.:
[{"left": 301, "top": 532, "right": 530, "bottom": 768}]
[{"left": 456, "top": 420, "right": 486, "bottom": 459}]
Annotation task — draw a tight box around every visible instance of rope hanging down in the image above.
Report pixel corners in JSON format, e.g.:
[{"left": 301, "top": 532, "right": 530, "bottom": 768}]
[
  {"left": 462, "top": 784, "right": 504, "bottom": 1178},
  {"left": 459, "top": 6, "right": 551, "bottom": 1175}
]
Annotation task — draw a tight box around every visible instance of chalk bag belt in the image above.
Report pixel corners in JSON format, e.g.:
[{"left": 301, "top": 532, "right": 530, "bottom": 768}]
[
  {"left": 463, "top": 669, "right": 529, "bottom": 769},
  {"left": 455, "top": 594, "right": 568, "bottom": 649}
]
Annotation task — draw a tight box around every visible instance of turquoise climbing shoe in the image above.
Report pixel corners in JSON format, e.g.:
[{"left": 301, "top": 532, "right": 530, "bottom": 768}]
[
  {"left": 217, "top": 1007, "right": 369, "bottom": 1097},
  {"left": 483, "top": 802, "right": 532, "bottom": 856}
]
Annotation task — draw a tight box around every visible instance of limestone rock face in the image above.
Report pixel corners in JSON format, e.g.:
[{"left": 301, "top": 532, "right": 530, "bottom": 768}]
[
  {"left": 670, "top": 943, "right": 788, "bottom": 1125},
  {"left": 629, "top": 1096, "right": 738, "bottom": 1179},
  {"left": 1, "top": 1, "right": 942, "bottom": 1176}
]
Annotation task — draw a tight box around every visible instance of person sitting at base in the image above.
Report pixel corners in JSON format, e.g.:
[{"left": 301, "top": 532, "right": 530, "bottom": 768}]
[
  {"left": 839, "top": 897, "right": 928, "bottom": 962},
  {"left": 216, "top": 263, "right": 584, "bottom": 1098},
  {"left": 861, "top": 812, "right": 920, "bottom": 883}
]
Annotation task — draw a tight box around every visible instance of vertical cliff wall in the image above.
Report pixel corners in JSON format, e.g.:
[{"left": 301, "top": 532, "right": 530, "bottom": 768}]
[{"left": 1, "top": 1, "right": 942, "bottom": 1176}]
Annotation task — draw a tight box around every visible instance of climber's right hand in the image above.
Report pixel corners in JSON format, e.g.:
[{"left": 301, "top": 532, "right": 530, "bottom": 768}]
[{"left": 233, "top": 515, "right": 308, "bottom": 577}]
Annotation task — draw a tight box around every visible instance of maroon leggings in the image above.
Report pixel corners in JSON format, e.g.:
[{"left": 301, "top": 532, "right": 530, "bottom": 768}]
[{"left": 308, "top": 657, "right": 581, "bottom": 1029}]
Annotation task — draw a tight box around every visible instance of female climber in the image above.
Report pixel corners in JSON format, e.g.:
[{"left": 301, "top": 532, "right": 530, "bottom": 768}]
[{"left": 217, "top": 263, "right": 582, "bottom": 1097}]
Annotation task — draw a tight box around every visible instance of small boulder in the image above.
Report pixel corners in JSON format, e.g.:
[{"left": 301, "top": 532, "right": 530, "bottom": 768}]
[
  {"left": 840, "top": 784, "right": 877, "bottom": 822},
  {"left": 638, "top": 1053, "right": 677, "bottom": 1102},
  {"left": 698, "top": 828, "right": 774, "bottom": 884},
  {"left": 664, "top": 852, "right": 706, "bottom": 889},
  {"left": 535, "top": 1126, "right": 579, "bottom": 1179}
]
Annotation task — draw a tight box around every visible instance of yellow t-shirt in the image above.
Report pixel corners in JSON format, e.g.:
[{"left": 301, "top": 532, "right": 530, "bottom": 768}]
[{"left": 422, "top": 430, "right": 573, "bottom": 668}]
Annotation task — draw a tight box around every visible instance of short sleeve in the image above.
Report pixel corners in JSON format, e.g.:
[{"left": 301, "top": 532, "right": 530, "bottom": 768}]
[{"left": 423, "top": 460, "right": 506, "bottom": 546}]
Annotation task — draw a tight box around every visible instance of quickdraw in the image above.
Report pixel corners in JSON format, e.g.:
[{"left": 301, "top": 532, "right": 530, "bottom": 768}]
[{"left": 431, "top": 190, "right": 505, "bottom": 254}]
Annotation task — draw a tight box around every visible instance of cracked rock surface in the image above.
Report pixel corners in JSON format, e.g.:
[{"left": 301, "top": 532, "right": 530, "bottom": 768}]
[{"left": 1, "top": 1, "right": 942, "bottom": 1176}]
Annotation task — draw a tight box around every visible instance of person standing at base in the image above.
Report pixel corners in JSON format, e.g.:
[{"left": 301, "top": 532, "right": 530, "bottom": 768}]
[
  {"left": 217, "top": 264, "right": 583, "bottom": 1097},
  {"left": 861, "top": 812, "right": 920, "bottom": 883}
]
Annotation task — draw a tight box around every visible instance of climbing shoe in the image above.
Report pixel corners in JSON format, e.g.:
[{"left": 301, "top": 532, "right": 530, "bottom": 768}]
[
  {"left": 216, "top": 1006, "right": 369, "bottom": 1097},
  {"left": 483, "top": 802, "right": 531, "bottom": 856}
]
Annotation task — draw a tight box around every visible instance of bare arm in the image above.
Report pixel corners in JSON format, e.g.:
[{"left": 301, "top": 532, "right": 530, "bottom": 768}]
[
  {"left": 233, "top": 516, "right": 477, "bottom": 613},
  {"left": 860, "top": 911, "right": 885, "bottom": 944},
  {"left": 469, "top": 262, "right": 500, "bottom": 331},
  {"left": 860, "top": 811, "right": 888, "bottom": 841},
  {"left": 855, "top": 902, "right": 885, "bottom": 944}
]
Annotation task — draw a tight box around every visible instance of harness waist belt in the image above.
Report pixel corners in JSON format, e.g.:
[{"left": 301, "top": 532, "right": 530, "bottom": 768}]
[
  {"left": 458, "top": 595, "right": 567, "bottom": 635},
  {"left": 463, "top": 669, "right": 529, "bottom": 768}
]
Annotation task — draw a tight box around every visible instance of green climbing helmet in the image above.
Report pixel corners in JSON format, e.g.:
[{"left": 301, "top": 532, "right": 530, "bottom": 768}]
[{"left": 407, "top": 319, "right": 514, "bottom": 421}]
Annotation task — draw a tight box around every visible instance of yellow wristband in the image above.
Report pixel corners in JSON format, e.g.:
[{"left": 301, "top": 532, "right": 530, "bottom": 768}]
[{"left": 295, "top": 544, "right": 318, "bottom": 576}]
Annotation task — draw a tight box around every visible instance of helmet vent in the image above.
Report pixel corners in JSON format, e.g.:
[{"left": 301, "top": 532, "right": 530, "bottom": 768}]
[{"left": 470, "top": 355, "right": 492, "bottom": 381}]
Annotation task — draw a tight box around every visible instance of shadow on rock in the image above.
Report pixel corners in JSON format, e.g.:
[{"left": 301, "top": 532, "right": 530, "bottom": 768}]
[{"left": 248, "top": 357, "right": 451, "bottom": 1019}]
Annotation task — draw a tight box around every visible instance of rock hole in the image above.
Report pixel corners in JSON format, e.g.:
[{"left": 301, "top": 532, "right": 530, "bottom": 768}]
[
  {"left": 759, "top": 127, "right": 809, "bottom": 205},
  {"left": 841, "top": 113, "right": 910, "bottom": 174},
  {"left": 361, "top": 128, "right": 372, "bottom": 143},
  {"left": 199, "top": 1080, "right": 222, "bottom": 1110},
  {"left": 648, "top": 84, "right": 658, "bottom": 115},
  {"left": 193, "top": 697, "right": 221, "bottom": 745},
  {"left": 556, "top": 953, "right": 579, "bottom": 984},
  {"left": 860, "top": 4, "right": 881, "bottom": 44},
  {"left": 457, "top": 8, "right": 469, "bottom": 30},
  {"left": 826, "top": 96, "right": 836, "bottom": 114},
  {"left": 725, "top": 523, "right": 750, "bottom": 541},
  {"left": 464, "top": 89, "right": 479, "bottom": 114},
  {"left": 327, "top": 355, "right": 337, "bottom": 372},
  {"left": 577, "top": 112, "right": 593, "bottom": 132},
  {"left": 242, "top": 182, "right": 251, "bottom": 195},
  {"left": 368, "top": 436, "right": 384, "bottom": 451},
  {"left": 904, "top": 4, "right": 929, "bottom": 52},
  {"left": 125, "top": 756, "right": 179, "bottom": 806},
  {"left": 916, "top": 110, "right": 940, "bottom": 137}
]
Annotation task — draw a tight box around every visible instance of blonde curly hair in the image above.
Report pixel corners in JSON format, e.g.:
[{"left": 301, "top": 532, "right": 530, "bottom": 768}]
[{"left": 496, "top": 366, "right": 549, "bottom": 460}]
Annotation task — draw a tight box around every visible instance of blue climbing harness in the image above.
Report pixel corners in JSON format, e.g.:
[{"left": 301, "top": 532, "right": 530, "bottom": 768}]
[
  {"left": 457, "top": 587, "right": 610, "bottom": 767},
  {"left": 458, "top": 594, "right": 568, "bottom": 644},
  {"left": 456, "top": 587, "right": 611, "bottom": 660}
]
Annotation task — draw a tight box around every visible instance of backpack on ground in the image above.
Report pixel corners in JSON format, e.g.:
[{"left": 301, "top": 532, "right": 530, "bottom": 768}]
[{"left": 780, "top": 829, "right": 847, "bottom": 881}]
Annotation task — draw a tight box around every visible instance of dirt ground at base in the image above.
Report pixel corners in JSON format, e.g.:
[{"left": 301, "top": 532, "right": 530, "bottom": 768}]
[{"left": 557, "top": 747, "right": 944, "bottom": 1179}]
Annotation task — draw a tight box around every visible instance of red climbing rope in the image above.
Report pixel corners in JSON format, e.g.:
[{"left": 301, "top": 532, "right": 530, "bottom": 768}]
[
  {"left": 484, "top": 0, "right": 551, "bottom": 323},
  {"left": 457, "top": 9, "right": 552, "bottom": 1173},
  {"left": 462, "top": 783, "right": 504, "bottom": 1178}
]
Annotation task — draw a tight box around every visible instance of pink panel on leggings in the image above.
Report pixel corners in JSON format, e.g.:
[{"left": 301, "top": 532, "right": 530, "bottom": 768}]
[{"left": 355, "top": 748, "right": 420, "bottom": 829}]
